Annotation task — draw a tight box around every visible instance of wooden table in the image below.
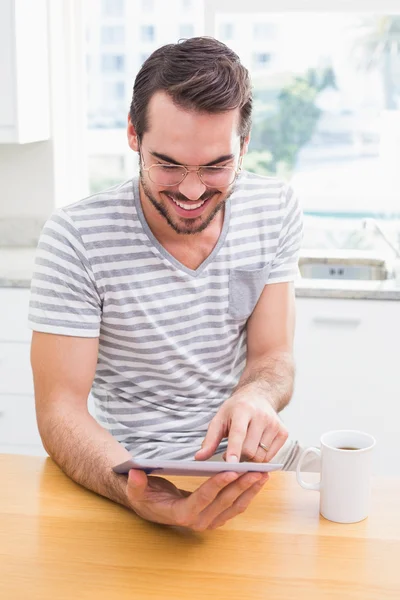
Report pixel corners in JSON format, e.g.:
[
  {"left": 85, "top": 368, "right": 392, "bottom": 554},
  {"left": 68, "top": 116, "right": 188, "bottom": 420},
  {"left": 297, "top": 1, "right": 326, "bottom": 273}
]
[{"left": 1, "top": 455, "right": 399, "bottom": 600}]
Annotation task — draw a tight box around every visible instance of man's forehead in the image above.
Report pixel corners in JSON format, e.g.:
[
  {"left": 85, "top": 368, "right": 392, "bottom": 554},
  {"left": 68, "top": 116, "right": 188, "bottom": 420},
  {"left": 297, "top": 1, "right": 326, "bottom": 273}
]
[
  {"left": 146, "top": 92, "right": 240, "bottom": 136},
  {"left": 144, "top": 92, "right": 241, "bottom": 164}
]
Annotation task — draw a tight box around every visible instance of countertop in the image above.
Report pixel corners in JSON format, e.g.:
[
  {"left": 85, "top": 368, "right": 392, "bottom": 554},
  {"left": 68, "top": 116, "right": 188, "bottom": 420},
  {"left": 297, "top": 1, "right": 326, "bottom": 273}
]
[
  {"left": 1, "top": 454, "right": 399, "bottom": 600},
  {"left": 1, "top": 247, "right": 400, "bottom": 300}
]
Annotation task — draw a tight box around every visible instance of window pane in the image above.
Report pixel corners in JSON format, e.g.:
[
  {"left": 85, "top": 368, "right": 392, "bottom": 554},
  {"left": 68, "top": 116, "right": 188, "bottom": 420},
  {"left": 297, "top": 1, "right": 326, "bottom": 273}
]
[
  {"left": 101, "top": 26, "right": 125, "bottom": 44},
  {"left": 85, "top": 0, "right": 205, "bottom": 193},
  {"left": 219, "top": 23, "right": 234, "bottom": 41},
  {"left": 140, "top": 25, "right": 155, "bottom": 42},
  {"left": 180, "top": 23, "right": 194, "bottom": 38},
  {"left": 252, "top": 52, "right": 271, "bottom": 70},
  {"left": 101, "top": 54, "right": 125, "bottom": 72},
  {"left": 142, "top": 0, "right": 154, "bottom": 11},
  {"left": 102, "top": 0, "right": 124, "bottom": 17}
]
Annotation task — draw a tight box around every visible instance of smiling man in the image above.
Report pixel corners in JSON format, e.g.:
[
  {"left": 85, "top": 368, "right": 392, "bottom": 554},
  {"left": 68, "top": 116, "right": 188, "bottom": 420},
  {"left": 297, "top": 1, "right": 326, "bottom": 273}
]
[{"left": 29, "top": 37, "right": 310, "bottom": 532}]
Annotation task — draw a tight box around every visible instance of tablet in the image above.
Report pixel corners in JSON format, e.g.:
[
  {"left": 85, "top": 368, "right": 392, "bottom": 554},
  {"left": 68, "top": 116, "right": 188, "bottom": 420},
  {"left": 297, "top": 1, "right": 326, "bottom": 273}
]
[{"left": 112, "top": 458, "right": 284, "bottom": 477}]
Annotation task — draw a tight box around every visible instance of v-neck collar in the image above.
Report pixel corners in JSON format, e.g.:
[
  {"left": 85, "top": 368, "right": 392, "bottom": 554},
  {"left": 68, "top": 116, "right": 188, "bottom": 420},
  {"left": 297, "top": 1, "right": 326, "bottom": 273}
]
[{"left": 133, "top": 177, "right": 231, "bottom": 278}]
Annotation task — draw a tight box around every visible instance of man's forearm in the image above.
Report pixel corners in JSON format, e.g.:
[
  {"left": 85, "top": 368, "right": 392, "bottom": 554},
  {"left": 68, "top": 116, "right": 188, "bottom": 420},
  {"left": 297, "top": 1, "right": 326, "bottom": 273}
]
[
  {"left": 38, "top": 404, "right": 133, "bottom": 509},
  {"left": 234, "top": 350, "right": 295, "bottom": 412}
]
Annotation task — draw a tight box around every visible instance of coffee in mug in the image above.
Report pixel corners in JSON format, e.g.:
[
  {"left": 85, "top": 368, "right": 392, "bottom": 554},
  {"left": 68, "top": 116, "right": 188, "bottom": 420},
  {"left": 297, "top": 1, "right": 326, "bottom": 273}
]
[{"left": 296, "top": 430, "right": 376, "bottom": 523}]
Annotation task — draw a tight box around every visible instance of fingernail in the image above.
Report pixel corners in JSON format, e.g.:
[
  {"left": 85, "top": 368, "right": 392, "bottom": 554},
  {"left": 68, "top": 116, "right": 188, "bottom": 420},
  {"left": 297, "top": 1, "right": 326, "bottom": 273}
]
[{"left": 226, "top": 455, "right": 238, "bottom": 463}]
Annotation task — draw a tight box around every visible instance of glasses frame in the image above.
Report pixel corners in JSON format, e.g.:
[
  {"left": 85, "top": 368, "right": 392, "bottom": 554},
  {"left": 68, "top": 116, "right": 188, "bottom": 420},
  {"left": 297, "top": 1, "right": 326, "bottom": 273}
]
[{"left": 141, "top": 155, "right": 243, "bottom": 188}]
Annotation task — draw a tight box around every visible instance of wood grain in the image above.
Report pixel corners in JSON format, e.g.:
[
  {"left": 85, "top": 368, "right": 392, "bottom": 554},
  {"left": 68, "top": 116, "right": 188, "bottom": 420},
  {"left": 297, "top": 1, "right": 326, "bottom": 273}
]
[{"left": 0, "top": 454, "right": 399, "bottom": 600}]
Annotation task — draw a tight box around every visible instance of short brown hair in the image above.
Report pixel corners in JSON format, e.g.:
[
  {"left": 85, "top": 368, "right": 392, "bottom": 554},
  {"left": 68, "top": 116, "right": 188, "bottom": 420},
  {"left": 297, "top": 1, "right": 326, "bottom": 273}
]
[{"left": 130, "top": 37, "right": 252, "bottom": 143}]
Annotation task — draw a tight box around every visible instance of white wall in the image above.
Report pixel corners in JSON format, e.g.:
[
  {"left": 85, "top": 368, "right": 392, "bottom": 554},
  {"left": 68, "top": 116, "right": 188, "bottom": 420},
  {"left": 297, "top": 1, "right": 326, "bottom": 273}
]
[{"left": 0, "top": 141, "right": 55, "bottom": 245}]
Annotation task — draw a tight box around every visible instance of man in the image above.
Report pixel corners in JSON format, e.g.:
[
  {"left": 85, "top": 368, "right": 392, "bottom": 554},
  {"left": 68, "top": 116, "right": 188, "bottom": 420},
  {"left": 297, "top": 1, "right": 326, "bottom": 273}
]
[{"left": 29, "top": 37, "right": 310, "bottom": 532}]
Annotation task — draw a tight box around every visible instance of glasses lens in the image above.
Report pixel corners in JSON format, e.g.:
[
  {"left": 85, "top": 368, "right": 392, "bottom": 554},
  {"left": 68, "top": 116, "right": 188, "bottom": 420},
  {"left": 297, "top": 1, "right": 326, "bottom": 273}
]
[
  {"left": 199, "top": 167, "right": 236, "bottom": 187},
  {"left": 148, "top": 165, "right": 186, "bottom": 186}
]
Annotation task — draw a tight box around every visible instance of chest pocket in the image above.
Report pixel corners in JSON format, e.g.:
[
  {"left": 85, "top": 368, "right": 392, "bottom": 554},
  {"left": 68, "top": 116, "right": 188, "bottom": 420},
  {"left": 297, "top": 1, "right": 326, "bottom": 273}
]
[{"left": 228, "top": 264, "right": 272, "bottom": 320}]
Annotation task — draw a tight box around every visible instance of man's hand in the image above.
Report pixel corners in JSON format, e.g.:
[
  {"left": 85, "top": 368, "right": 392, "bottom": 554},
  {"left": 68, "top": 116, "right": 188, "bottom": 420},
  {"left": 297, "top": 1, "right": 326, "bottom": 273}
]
[
  {"left": 194, "top": 388, "right": 289, "bottom": 464},
  {"left": 126, "top": 468, "right": 269, "bottom": 531}
]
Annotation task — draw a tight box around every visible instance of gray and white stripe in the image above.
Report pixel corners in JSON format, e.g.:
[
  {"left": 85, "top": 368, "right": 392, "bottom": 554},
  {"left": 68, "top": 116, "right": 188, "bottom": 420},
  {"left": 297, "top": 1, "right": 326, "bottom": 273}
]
[{"left": 29, "top": 171, "right": 303, "bottom": 459}]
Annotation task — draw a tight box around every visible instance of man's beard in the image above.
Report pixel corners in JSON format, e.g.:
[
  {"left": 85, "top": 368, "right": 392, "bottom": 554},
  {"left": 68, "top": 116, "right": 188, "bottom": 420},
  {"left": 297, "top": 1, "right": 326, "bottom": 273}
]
[{"left": 139, "top": 166, "right": 235, "bottom": 235}]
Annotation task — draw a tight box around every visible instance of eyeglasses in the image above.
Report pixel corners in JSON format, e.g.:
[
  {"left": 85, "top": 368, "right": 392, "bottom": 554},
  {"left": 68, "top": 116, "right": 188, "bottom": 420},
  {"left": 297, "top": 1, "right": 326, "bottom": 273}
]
[{"left": 142, "top": 158, "right": 242, "bottom": 188}]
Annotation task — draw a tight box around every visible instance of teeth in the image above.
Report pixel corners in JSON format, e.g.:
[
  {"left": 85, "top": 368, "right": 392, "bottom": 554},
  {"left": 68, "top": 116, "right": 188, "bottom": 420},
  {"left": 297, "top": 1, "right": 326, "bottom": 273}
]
[{"left": 169, "top": 196, "right": 206, "bottom": 211}]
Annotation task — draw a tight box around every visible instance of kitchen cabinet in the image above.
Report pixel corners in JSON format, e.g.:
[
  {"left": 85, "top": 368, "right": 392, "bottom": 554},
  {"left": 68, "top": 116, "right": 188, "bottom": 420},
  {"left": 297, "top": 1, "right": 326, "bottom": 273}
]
[
  {"left": 0, "top": 0, "right": 50, "bottom": 143},
  {"left": 0, "top": 288, "right": 94, "bottom": 456},
  {"left": 282, "top": 297, "right": 400, "bottom": 476}
]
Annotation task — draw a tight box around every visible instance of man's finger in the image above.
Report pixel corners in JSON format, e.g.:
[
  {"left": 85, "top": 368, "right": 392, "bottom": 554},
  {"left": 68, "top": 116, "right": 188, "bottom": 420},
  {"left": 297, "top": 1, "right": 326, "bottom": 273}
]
[
  {"left": 208, "top": 473, "right": 270, "bottom": 529},
  {"left": 263, "top": 428, "right": 289, "bottom": 463},
  {"left": 225, "top": 412, "right": 250, "bottom": 463},
  {"left": 194, "top": 415, "right": 225, "bottom": 460},
  {"left": 252, "top": 422, "right": 281, "bottom": 462},
  {"left": 192, "top": 471, "right": 264, "bottom": 530},
  {"left": 126, "top": 469, "right": 149, "bottom": 502},
  {"left": 180, "top": 471, "right": 240, "bottom": 523},
  {"left": 239, "top": 419, "right": 266, "bottom": 461}
]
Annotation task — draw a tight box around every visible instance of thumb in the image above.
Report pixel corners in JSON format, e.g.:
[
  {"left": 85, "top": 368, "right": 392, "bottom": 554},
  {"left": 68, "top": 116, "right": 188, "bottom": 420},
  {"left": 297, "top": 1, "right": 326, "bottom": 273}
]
[
  {"left": 127, "top": 469, "right": 148, "bottom": 502},
  {"left": 195, "top": 415, "right": 225, "bottom": 460}
]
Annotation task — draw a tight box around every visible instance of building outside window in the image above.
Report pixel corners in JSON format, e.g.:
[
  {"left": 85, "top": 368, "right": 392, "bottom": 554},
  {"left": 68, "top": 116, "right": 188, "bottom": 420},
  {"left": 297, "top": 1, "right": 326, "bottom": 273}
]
[
  {"left": 219, "top": 22, "right": 234, "bottom": 40},
  {"left": 253, "top": 52, "right": 272, "bottom": 69},
  {"left": 101, "top": 54, "right": 125, "bottom": 72},
  {"left": 179, "top": 23, "right": 195, "bottom": 38},
  {"left": 140, "top": 25, "right": 155, "bottom": 43},
  {"left": 141, "top": 0, "right": 154, "bottom": 11},
  {"left": 101, "top": 26, "right": 125, "bottom": 44},
  {"left": 102, "top": 0, "right": 124, "bottom": 17},
  {"left": 253, "top": 22, "right": 276, "bottom": 41}
]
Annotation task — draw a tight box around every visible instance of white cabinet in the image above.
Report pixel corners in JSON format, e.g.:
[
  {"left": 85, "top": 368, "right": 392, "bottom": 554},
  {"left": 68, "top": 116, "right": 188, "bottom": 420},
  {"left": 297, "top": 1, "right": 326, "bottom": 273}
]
[
  {"left": 0, "top": 288, "right": 44, "bottom": 454},
  {"left": 282, "top": 298, "right": 400, "bottom": 476},
  {"left": 0, "top": 0, "right": 50, "bottom": 143},
  {"left": 0, "top": 288, "right": 96, "bottom": 456}
]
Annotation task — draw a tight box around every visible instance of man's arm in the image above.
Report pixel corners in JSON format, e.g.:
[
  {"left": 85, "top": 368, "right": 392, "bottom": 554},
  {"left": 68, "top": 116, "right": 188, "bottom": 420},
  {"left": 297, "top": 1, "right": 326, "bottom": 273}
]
[
  {"left": 195, "top": 281, "right": 295, "bottom": 463},
  {"left": 234, "top": 280, "right": 296, "bottom": 412},
  {"left": 31, "top": 332, "right": 133, "bottom": 508},
  {"left": 31, "top": 331, "right": 271, "bottom": 530}
]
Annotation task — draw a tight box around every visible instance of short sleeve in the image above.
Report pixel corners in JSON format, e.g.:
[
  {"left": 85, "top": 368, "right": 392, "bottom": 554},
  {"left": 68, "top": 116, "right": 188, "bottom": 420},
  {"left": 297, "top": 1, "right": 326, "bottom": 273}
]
[
  {"left": 28, "top": 209, "right": 102, "bottom": 337},
  {"left": 267, "top": 184, "right": 303, "bottom": 284}
]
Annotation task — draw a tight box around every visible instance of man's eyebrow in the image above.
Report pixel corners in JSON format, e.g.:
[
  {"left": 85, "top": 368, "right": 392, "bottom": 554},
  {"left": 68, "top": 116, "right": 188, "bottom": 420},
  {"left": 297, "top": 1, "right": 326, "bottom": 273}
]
[{"left": 149, "top": 151, "right": 235, "bottom": 166}]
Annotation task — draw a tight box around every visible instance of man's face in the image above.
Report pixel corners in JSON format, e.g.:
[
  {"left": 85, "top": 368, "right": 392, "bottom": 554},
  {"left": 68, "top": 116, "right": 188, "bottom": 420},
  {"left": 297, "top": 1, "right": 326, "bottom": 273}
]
[{"left": 128, "top": 91, "right": 249, "bottom": 235}]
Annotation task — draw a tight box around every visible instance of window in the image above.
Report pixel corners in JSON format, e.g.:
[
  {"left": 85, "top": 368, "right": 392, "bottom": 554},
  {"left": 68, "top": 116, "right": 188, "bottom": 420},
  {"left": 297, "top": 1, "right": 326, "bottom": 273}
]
[
  {"left": 114, "top": 81, "right": 125, "bottom": 101},
  {"left": 219, "top": 23, "right": 234, "bottom": 40},
  {"left": 179, "top": 23, "right": 194, "bottom": 38},
  {"left": 141, "top": 0, "right": 154, "bottom": 11},
  {"left": 102, "top": 0, "right": 124, "bottom": 17},
  {"left": 253, "top": 22, "right": 276, "bottom": 41},
  {"left": 214, "top": 8, "right": 400, "bottom": 231},
  {"left": 140, "top": 25, "right": 155, "bottom": 43},
  {"left": 253, "top": 52, "right": 272, "bottom": 69},
  {"left": 83, "top": 0, "right": 400, "bottom": 254},
  {"left": 101, "top": 54, "right": 125, "bottom": 72},
  {"left": 101, "top": 26, "right": 125, "bottom": 44}
]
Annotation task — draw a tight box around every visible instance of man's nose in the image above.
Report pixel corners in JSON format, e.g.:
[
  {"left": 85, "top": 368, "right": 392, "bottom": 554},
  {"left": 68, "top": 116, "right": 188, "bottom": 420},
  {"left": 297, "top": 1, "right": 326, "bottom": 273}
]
[{"left": 178, "top": 170, "right": 206, "bottom": 200}]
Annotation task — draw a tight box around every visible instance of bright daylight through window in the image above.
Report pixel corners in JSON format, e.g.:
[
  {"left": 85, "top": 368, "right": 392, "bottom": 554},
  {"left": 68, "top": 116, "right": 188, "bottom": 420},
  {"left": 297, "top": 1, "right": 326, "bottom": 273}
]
[{"left": 84, "top": 0, "right": 400, "bottom": 254}]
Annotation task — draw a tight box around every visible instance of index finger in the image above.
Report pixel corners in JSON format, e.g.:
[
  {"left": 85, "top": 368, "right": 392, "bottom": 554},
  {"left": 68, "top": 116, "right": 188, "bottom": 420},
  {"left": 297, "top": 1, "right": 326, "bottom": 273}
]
[{"left": 225, "top": 412, "right": 250, "bottom": 463}]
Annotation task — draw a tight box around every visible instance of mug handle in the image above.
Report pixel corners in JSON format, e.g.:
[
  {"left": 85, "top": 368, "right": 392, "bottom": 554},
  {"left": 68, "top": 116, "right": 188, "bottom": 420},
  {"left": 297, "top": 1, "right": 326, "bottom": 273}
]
[{"left": 296, "top": 447, "right": 321, "bottom": 491}]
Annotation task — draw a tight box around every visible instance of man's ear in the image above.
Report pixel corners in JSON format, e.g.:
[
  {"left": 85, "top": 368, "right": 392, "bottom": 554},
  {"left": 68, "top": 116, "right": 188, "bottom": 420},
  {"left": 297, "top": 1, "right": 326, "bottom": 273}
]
[
  {"left": 127, "top": 115, "right": 140, "bottom": 152},
  {"left": 241, "top": 134, "right": 250, "bottom": 156}
]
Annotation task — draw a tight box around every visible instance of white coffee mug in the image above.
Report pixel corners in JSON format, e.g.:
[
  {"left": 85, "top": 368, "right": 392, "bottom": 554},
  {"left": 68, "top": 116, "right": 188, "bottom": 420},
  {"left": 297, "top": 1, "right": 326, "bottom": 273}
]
[{"left": 296, "top": 430, "right": 376, "bottom": 523}]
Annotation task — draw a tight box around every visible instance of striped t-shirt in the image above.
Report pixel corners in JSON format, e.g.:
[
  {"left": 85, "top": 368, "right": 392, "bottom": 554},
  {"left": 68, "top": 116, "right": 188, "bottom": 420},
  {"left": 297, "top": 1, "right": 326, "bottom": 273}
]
[{"left": 28, "top": 171, "right": 303, "bottom": 460}]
